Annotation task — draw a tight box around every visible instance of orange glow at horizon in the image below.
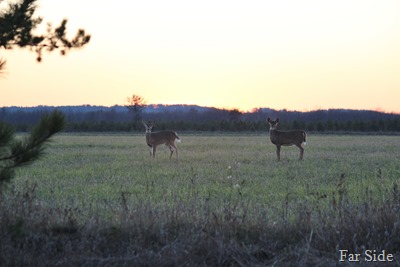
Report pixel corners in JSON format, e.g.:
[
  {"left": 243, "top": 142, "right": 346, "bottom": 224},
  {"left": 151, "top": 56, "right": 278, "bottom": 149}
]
[{"left": 2, "top": 0, "right": 400, "bottom": 114}]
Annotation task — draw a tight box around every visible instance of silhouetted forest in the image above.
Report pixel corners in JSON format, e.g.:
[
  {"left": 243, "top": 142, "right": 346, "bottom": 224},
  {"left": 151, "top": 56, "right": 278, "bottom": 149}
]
[{"left": 1, "top": 105, "right": 400, "bottom": 133}]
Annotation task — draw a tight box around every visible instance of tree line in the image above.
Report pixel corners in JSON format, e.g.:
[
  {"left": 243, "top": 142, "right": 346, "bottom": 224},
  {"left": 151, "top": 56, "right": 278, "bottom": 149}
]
[{"left": 1, "top": 105, "right": 400, "bottom": 133}]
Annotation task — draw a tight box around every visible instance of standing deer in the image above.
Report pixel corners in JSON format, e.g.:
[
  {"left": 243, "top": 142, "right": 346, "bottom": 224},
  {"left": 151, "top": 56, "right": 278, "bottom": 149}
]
[
  {"left": 267, "top": 117, "right": 307, "bottom": 161},
  {"left": 142, "top": 121, "right": 181, "bottom": 159}
]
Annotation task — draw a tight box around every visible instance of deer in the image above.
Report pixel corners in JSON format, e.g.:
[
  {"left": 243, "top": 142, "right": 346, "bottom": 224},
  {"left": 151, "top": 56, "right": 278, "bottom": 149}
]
[
  {"left": 142, "top": 121, "right": 181, "bottom": 159},
  {"left": 267, "top": 117, "right": 307, "bottom": 161}
]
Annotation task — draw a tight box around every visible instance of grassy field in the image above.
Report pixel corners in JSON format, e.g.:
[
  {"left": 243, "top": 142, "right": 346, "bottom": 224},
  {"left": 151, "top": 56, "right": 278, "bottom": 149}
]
[
  {"left": 2, "top": 133, "right": 400, "bottom": 266},
  {"left": 14, "top": 133, "right": 400, "bottom": 215}
]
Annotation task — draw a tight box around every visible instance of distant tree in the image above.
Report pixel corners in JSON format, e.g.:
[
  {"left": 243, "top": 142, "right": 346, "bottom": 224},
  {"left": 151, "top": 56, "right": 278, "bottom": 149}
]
[
  {"left": 229, "top": 109, "right": 242, "bottom": 121},
  {"left": 316, "top": 122, "right": 325, "bottom": 132},
  {"left": 0, "top": 0, "right": 90, "bottom": 192},
  {"left": 126, "top": 94, "right": 147, "bottom": 122}
]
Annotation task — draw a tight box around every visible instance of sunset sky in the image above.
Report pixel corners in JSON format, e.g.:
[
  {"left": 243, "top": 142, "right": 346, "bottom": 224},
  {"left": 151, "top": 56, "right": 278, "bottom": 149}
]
[{"left": 2, "top": 0, "right": 400, "bottom": 113}]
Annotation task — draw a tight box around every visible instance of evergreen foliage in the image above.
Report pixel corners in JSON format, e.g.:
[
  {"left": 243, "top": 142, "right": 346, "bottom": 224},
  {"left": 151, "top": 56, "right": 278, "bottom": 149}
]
[
  {"left": 0, "top": 111, "right": 65, "bottom": 190},
  {"left": 0, "top": 0, "right": 91, "bottom": 63}
]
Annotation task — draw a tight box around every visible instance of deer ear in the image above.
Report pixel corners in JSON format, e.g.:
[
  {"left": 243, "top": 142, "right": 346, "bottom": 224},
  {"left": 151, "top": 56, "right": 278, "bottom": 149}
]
[{"left": 267, "top": 117, "right": 271, "bottom": 122}]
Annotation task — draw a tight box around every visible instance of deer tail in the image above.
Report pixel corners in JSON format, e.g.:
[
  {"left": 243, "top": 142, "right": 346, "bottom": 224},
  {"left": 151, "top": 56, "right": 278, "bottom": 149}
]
[
  {"left": 175, "top": 132, "right": 181, "bottom": 143},
  {"left": 303, "top": 131, "right": 307, "bottom": 145}
]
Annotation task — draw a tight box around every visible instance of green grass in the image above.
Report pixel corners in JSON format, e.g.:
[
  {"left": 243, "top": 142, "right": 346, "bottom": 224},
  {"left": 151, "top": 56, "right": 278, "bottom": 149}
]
[
  {"left": 3, "top": 133, "right": 400, "bottom": 266},
  {"left": 12, "top": 133, "right": 400, "bottom": 217}
]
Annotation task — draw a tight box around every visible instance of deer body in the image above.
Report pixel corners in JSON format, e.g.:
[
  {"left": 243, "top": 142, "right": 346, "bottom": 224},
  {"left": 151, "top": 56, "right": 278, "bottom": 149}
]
[
  {"left": 143, "top": 121, "right": 181, "bottom": 159},
  {"left": 267, "top": 118, "right": 306, "bottom": 161}
]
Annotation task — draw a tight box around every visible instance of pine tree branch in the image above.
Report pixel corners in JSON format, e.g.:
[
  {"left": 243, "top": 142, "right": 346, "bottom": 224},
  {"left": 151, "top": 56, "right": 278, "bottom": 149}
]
[
  {"left": 0, "top": 0, "right": 91, "bottom": 62},
  {"left": 0, "top": 111, "right": 65, "bottom": 166}
]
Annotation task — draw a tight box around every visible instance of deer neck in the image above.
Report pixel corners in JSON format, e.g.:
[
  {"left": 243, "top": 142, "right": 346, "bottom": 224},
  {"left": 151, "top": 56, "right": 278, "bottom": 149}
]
[
  {"left": 145, "top": 132, "right": 152, "bottom": 146},
  {"left": 269, "top": 129, "right": 280, "bottom": 143}
]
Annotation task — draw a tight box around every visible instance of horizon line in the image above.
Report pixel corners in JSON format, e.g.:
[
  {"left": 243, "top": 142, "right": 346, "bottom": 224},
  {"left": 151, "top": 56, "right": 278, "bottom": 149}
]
[{"left": 1, "top": 103, "right": 399, "bottom": 115}]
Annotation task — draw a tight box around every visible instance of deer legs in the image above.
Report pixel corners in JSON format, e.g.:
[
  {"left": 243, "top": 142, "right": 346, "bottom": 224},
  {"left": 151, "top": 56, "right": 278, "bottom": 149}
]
[
  {"left": 168, "top": 145, "right": 178, "bottom": 159},
  {"left": 150, "top": 145, "right": 178, "bottom": 160},
  {"left": 296, "top": 144, "right": 304, "bottom": 160},
  {"left": 275, "top": 145, "right": 281, "bottom": 161},
  {"left": 275, "top": 144, "right": 304, "bottom": 161}
]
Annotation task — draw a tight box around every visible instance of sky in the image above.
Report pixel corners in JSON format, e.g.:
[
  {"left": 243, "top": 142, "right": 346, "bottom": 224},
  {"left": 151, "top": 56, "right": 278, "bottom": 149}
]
[{"left": 2, "top": 0, "right": 400, "bottom": 113}]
